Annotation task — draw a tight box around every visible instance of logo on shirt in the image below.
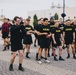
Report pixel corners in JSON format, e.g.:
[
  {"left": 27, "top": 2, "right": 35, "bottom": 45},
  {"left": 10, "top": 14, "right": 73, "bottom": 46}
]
[
  {"left": 56, "top": 30, "right": 61, "bottom": 32},
  {"left": 43, "top": 28, "right": 50, "bottom": 31},
  {"left": 50, "top": 25, "right": 54, "bottom": 27},
  {"left": 65, "top": 28, "right": 72, "bottom": 31},
  {"left": 25, "top": 27, "right": 31, "bottom": 30}
]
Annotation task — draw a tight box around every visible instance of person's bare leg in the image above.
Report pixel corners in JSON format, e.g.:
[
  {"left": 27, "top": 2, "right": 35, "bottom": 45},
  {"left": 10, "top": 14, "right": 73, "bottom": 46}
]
[
  {"left": 36, "top": 46, "right": 40, "bottom": 60},
  {"left": 58, "top": 46, "right": 65, "bottom": 61},
  {"left": 38, "top": 48, "right": 42, "bottom": 60},
  {"left": 9, "top": 52, "right": 16, "bottom": 71},
  {"left": 71, "top": 44, "right": 76, "bottom": 59},
  {"left": 34, "top": 38, "right": 37, "bottom": 47},
  {"left": 3, "top": 39, "right": 7, "bottom": 51},
  {"left": 44, "top": 48, "right": 48, "bottom": 59},
  {"left": 66, "top": 45, "right": 70, "bottom": 58},
  {"left": 18, "top": 50, "right": 24, "bottom": 71},
  {"left": 26, "top": 45, "right": 31, "bottom": 58}
]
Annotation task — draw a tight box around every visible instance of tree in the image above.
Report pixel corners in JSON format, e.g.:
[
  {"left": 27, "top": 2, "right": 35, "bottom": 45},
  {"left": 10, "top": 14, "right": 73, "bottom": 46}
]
[
  {"left": 33, "top": 14, "right": 38, "bottom": 25},
  {"left": 54, "top": 13, "right": 59, "bottom": 20}
]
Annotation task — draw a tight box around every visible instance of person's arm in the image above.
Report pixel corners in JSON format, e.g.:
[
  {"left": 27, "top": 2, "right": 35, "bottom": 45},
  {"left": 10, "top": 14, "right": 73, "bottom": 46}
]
[
  {"left": 46, "top": 32, "right": 51, "bottom": 38},
  {"left": 73, "top": 32, "right": 75, "bottom": 43},
  {"left": 61, "top": 33, "right": 64, "bottom": 41},
  {"left": 10, "top": 25, "right": 23, "bottom": 32},
  {"left": 52, "top": 33, "right": 56, "bottom": 44},
  {"left": 35, "top": 30, "right": 48, "bottom": 36}
]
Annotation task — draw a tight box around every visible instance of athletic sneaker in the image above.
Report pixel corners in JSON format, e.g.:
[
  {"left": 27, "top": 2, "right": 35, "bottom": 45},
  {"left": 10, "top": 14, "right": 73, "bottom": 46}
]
[
  {"left": 73, "top": 55, "right": 76, "bottom": 59},
  {"left": 67, "top": 54, "right": 70, "bottom": 59},
  {"left": 59, "top": 57, "right": 65, "bottom": 61},
  {"left": 38, "top": 60, "right": 42, "bottom": 65},
  {"left": 18, "top": 66, "right": 25, "bottom": 71},
  {"left": 44, "top": 60, "right": 50, "bottom": 63},
  {"left": 26, "top": 56, "right": 30, "bottom": 59},
  {"left": 54, "top": 57, "right": 58, "bottom": 61},
  {"left": 9, "top": 65, "right": 14, "bottom": 71}
]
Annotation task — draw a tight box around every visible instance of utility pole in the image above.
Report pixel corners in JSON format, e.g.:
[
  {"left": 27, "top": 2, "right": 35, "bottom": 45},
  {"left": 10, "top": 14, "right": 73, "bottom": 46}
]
[{"left": 63, "top": 0, "right": 65, "bottom": 23}]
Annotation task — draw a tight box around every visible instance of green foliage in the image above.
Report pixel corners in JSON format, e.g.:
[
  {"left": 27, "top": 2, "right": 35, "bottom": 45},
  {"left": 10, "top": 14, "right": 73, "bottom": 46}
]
[
  {"left": 33, "top": 14, "right": 38, "bottom": 25},
  {"left": 54, "top": 13, "right": 59, "bottom": 20}
]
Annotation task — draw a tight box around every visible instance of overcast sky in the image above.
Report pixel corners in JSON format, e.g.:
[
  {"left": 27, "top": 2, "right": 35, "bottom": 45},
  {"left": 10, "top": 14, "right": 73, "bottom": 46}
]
[{"left": 0, "top": 0, "right": 76, "bottom": 19}]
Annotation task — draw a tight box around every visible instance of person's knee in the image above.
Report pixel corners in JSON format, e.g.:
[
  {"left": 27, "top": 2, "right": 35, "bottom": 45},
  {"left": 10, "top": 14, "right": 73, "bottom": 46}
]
[
  {"left": 67, "top": 45, "right": 69, "bottom": 49},
  {"left": 19, "top": 52, "right": 24, "bottom": 57},
  {"left": 12, "top": 53, "right": 16, "bottom": 58}
]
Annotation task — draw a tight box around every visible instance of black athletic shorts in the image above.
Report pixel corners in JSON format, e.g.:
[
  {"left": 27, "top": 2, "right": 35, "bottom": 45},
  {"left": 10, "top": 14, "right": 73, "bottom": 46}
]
[
  {"left": 11, "top": 42, "right": 23, "bottom": 52},
  {"left": 52, "top": 40, "right": 61, "bottom": 48},
  {"left": 65, "top": 38, "right": 73, "bottom": 45},
  {"left": 39, "top": 39, "right": 50, "bottom": 48},
  {"left": 2, "top": 32, "right": 8, "bottom": 39},
  {"left": 23, "top": 36, "right": 32, "bottom": 44}
]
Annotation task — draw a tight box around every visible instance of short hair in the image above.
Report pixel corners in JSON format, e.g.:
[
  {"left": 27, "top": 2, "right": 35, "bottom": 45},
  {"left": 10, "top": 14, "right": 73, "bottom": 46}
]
[
  {"left": 66, "top": 19, "right": 71, "bottom": 22},
  {"left": 43, "top": 18, "right": 48, "bottom": 22},
  {"left": 13, "top": 16, "right": 20, "bottom": 21}
]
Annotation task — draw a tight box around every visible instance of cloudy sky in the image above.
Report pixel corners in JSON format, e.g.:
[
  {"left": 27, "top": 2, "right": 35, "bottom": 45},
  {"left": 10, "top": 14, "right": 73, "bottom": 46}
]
[{"left": 0, "top": 0, "right": 76, "bottom": 19}]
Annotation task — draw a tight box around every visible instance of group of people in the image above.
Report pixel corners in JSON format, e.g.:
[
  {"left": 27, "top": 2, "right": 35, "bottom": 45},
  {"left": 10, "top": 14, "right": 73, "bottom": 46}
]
[{"left": 1, "top": 16, "right": 76, "bottom": 71}]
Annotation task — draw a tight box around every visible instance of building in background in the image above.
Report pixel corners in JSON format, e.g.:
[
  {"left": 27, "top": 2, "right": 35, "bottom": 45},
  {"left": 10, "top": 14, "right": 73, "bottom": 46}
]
[{"left": 28, "top": 7, "right": 76, "bottom": 21}]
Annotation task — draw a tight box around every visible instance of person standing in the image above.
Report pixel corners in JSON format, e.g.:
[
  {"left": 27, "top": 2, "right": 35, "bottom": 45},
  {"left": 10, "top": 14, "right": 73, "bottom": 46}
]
[
  {"left": 23, "top": 18, "right": 34, "bottom": 59},
  {"left": 2, "top": 18, "right": 11, "bottom": 51},
  {"left": 37, "top": 18, "right": 51, "bottom": 64},
  {"left": 51, "top": 22, "right": 65, "bottom": 61},
  {"left": 9, "top": 16, "right": 30, "bottom": 71},
  {"left": 48, "top": 16, "right": 55, "bottom": 57},
  {"left": 63, "top": 20, "right": 76, "bottom": 59}
]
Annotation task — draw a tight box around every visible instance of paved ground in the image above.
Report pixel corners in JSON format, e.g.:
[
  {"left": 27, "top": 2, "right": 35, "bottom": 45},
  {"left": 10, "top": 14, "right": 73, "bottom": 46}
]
[{"left": 0, "top": 34, "right": 76, "bottom": 75}]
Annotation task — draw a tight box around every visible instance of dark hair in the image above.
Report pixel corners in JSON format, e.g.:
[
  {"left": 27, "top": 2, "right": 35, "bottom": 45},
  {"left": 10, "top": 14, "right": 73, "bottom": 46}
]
[
  {"left": 43, "top": 18, "right": 48, "bottom": 22},
  {"left": 66, "top": 19, "right": 71, "bottom": 22},
  {"left": 7, "top": 18, "right": 10, "bottom": 21},
  {"left": 4, "top": 18, "right": 9, "bottom": 21},
  {"left": 13, "top": 16, "right": 20, "bottom": 21},
  {"left": 12, "top": 20, "right": 14, "bottom": 24}
]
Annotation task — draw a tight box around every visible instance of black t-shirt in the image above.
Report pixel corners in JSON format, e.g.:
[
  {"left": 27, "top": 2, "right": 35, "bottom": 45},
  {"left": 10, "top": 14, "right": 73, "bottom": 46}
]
[
  {"left": 51, "top": 27, "right": 62, "bottom": 41},
  {"left": 10, "top": 25, "right": 26, "bottom": 43},
  {"left": 63, "top": 25, "right": 75, "bottom": 39},
  {"left": 59, "top": 23, "right": 65, "bottom": 30},
  {"left": 48, "top": 22, "right": 55, "bottom": 31},
  {"left": 38, "top": 25, "right": 51, "bottom": 40},
  {"left": 23, "top": 25, "right": 34, "bottom": 37},
  {"left": 34, "top": 24, "right": 42, "bottom": 39}
]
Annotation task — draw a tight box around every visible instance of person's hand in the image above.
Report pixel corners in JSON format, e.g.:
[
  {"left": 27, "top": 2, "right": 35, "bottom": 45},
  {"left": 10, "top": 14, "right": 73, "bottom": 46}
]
[
  {"left": 73, "top": 39, "right": 75, "bottom": 43},
  {"left": 46, "top": 35, "right": 50, "bottom": 38},
  {"left": 26, "top": 31, "right": 31, "bottom": 35},
  {"left": 54, "top": 41, "right": 56, "bottom": 44},
  {"left": 28, "top": 30, "right": 33, "bottom": 33}
]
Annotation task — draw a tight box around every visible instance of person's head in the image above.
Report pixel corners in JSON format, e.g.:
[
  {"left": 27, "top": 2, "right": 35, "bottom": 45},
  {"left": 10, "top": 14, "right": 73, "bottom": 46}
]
[
  {"left": 74, "top": 20, "right": 76, "bottom": 25},
  {"left": 43, "top": 18, "right": 48, "bottom": 26},
  {"left": 50, "top": 16, "right": 54, "bottom": 22},
  {"left": 4, "top": 18, "right": 9, "bottom": 23},
  {"left": 59, "top": 18, "right": 63, "bottom": 24},
  {"left": 40, "top": 18, "right": 43, "bottom": 24},
  {"left": 38, "top": 18, "right": 43, "bottom": 25},
  {"left": 26, "top": 18, "right": 30, "bottom": 25},
  {"left": 20, "top": 17, "right": 23, "bottom": 22},
  {"left": 54, "top": 22, "right": 59, "bottom": 28},
  {"left": 66, "top": 19, "right": 71, "bottom": 26},
  {"left": 24, "top": 19, "right": 27, "bottom": 26},
  {"left": 13, "top": 16, "right": 21, "bottom": 25}
]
